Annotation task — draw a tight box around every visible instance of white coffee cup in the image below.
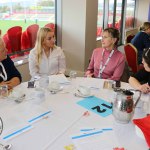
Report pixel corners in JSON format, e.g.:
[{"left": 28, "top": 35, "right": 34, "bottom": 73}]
[{"left": 78, "top": 86, "right": 91, "bottom": 96}]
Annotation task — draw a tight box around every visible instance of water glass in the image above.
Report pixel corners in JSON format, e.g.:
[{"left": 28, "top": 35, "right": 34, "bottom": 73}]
[
  {"left": 69, "top": 70, "right": 77, "bottom": 80},
  {"left": 39, "top": 75, "right": 49, "bottom": 89},
  {"left": 0, "top": 85, "right": 8, "bottom": 98}
]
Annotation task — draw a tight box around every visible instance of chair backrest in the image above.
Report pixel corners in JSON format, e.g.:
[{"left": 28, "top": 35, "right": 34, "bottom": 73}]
[
  {"left": 27, "top": 24, "right": 39, "bottom": 48},
  {"left": 124, "top": 43, "right": 138, "bottom": 73},
  {"left": 2, "top": 33, "right": 12, "bottom": 54},
  {"left": 126, "top": 34, "right": 135, "bottom": 43},
  {"left": 7, "top": 26, "right": 22, "bottom": 52},
  {"left": 120, "top": 61, "right": 130, "bottom": 83},
  {"left": 44, "top": 23, "right": 55, "bottom": 32}
]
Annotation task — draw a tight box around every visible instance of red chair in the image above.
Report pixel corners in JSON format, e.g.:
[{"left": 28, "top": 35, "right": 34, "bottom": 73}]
[
  {"left": 44, "top": 23, "right": 55, "bottom": 32},
  {"left": 2, "top": 33, "right": 12, "bottom": 54},
  {"left": 21, "top": 24, "right": 39, "bottom": 50},
  {"left": 97, "top": 27, "right": 102, "bottom": 37},
  {"left": 3, "top": 26, "right": 22, "bottom": 54},
  {"left": 124, "top": 43, "right": 144, "bottom": 73},
  {"left": 7, "top": 26, "right": 22, "bottom": 53},
  {"left": 126, "top": 34, "right": 135, "bottom": 43}
]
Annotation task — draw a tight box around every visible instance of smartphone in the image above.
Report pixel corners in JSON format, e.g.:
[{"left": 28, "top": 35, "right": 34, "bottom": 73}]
[{"left": 27, "top": 81, "right": 35, "bottom": 88}]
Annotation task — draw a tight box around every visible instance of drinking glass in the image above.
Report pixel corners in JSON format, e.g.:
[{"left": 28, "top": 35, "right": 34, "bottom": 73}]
[
  {"left": 69, "top": 70, "right": 77, "bottom": 80},
  {"left": 0, "top": 85, "right": 8, "bottom": 98},
  {"left": 39, "top": 75, "right": 49, "bottom": 89}
]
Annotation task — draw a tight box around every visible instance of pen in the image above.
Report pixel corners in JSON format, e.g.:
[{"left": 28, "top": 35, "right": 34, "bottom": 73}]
[
  {"left": 102, "top": 128, "right": 113, "bottom": 131},
  {"left": 72, "top": 130, "right": 103, "bottom": 139},
  {"left": 80, "top": 128, "right": 95, "bottom": 132},
  {"left": 3, "top": 125, "right": 32, "bottom": 140},
  {"left": 28, "top": 110, "right": 52, "bottom": 123}
]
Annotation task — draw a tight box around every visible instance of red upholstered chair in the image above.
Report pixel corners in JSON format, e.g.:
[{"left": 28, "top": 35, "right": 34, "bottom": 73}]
[
  {"left": 126, "top": 34, "right": 135, "bottom": 43},
  {"left": 21, "top": 24, "right": 39, "bottom": 50},
  {"left": 124, "top": 43, "right": 144, "bottom": 73},
  {"left": 3, "top": 26, "right": 22, "bottom": 55},
  {"left": 44, "top": 23, "right": 55, "bottom": 32},
  {"left": 2, "top": 33, "right": 12, "bottom": 54},
  {"left": 7, "top": 26, "right": 22, "bottom": 53},
  {"left": 97, "top": 27, "right": 102, "bottom": 37}
]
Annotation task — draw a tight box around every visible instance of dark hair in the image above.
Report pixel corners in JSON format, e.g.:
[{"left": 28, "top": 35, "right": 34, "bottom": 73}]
[
  {"left": 103, "top": 27, "right": 120, "bottom": 45},
  {"left": 143, "top": 48, "right": 150, "bottom": 67}
]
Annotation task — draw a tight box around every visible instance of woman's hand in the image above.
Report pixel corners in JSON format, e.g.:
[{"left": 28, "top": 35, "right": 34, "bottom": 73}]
[
  {"left": 138, "top": 84, "right": 150, "bottom": 93},
  {"left": 85, "top": 71, "right": 94, "bottom": 78},
  {"left": 0, "top": 81, "right": 13, "bottom": 90}
]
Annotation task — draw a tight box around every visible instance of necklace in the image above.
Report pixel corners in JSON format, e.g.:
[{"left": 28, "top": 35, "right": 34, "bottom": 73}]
[
  {"left": 98, "top": 49, "right": 115, "bottom": 78},
  {"left": 0, "top": 62, "right": 7, "bottom": 81}
]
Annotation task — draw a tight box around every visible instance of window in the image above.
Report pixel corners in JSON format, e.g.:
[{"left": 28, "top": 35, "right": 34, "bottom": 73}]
[
  {"left": 125, "top": 0, "right": 136, "bottom": 29},
  {"left": 97, "top": 0, "right": 104, "bottom": 38},
  {"left": 97, "top": 0, "right": 136, "bottom": 43},
  {"left": 0, "top": 0, "right": 56, "bottom": 57}
]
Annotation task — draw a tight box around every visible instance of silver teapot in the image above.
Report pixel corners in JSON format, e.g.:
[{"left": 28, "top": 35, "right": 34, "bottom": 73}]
[{"left": 112, "top": 89, "right": 141, "bottom": 124}]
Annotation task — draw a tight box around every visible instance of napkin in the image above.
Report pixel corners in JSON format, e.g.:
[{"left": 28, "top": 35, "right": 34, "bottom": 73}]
[{"left": 133, "top": 115, "right": 150, "bottom": 148}]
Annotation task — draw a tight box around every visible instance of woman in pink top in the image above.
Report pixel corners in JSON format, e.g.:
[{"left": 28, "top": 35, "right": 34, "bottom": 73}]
[{"left": 85, "top": 28, "right": 125, "bottom": 81}]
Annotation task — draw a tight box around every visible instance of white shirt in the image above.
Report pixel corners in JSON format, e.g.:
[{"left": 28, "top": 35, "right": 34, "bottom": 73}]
[{"left": 29, "top": 46, "right": 66, "bottom": 78}]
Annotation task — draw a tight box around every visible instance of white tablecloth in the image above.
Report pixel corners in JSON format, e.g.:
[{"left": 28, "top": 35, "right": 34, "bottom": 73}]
[{"left": 0, "top": 77, "right": 149, "bottom": 150}]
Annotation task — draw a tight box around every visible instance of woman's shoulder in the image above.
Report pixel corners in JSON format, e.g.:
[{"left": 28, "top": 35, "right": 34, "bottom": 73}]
[
  {"left": 29, "top": 48, "right": 37, "bottom": 59},
  {"left": 114, "top": 49, "right": 125, "bottom": 59},
  {"left": 93, "top": 48, "right": 102, "bottom": 54},
  {"left": 53, "top": 46, "right": 62, "bottom": 51},
  {"left": 29, "top": 48, "right": 36, "bottom": 54},
  {"left": 53, "top": 46, "right": 64, "bottom": 54}
]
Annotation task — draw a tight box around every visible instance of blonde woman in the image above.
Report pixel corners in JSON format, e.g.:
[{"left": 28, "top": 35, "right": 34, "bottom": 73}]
[
  {"left": 29, "top": 27, "right": 66, "bottom": 78},
  {"left": 131, "top": 22, "right": 150, "bottom": 64}
]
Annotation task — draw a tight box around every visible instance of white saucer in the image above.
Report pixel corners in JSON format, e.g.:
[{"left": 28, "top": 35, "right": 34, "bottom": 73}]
[
  {"left": 48, "top": 86, "right": 63, "bottom": 92},
  {"left": 74, "top": 90, "right": 93, "bottom": 98}
]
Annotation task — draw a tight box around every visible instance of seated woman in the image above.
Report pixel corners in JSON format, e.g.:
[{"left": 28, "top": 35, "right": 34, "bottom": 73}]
[
  {"left": 0, "top": 37, "right": 22, "bottom": 90},
  {"left": 131, "top": 22, "right": 150, "bottom": 64},
  {"left": 29, "top": 27, "right": 66, "bottom": 78},
  {"left": 85, "top": 27, "right": 125, "bottom": 81},
  {"left": 129, "top": 48, "right": 150, "bottom": 93}
]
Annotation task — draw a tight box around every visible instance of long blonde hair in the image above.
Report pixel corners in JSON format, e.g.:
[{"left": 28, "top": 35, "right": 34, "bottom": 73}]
[{"left": 34, "top": 27, "right": 53, "bottom": 65}]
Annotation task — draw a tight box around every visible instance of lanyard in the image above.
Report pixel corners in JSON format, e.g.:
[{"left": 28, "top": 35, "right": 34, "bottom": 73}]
[
  {"left": 98, "top": 49, "right": 115, "bottom": 78},
  {"left": 0, "top": 62, "right": 7, "bottom": 81}
]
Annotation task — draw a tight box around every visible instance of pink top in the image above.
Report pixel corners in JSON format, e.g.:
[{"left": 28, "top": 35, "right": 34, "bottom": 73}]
[{"left": 86, "top": 48, "right": 125, "bottom": 81}]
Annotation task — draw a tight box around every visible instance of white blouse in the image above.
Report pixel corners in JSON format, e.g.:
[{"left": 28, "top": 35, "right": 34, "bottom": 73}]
[{"left": 29, "top": 46, "right": 66, "bottom": 78}]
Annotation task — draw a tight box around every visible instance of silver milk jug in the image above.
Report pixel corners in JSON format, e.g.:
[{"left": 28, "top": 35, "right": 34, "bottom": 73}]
[{"left": 112, "top": 89, "right": 141, "bottom": 124}]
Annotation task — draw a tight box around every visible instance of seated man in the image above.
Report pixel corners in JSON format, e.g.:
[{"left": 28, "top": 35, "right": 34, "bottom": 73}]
[{"left": 0, "top": 37, "right": 22, "bottom": 90}]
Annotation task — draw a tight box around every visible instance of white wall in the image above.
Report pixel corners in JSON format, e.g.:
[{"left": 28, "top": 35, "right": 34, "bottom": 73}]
[
  {"left": 16, "top": 62, "right": 31, "bottom": 82},
  {"left": 62, "top": 0, "right": 98, "bottom": 76},
  {"left": 136, "top": 0, "right": 150, "bottom": 27}
]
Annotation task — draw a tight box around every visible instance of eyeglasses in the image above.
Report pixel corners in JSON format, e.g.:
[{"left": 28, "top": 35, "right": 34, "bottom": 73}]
[{"left": 101, "top": 36, "right": 112, "bottom": 39}]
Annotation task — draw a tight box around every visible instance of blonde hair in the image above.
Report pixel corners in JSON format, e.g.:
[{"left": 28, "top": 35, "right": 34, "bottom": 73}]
[
  {"left": 139, "top": 22, "right": 150, "bottom": 31},
  {"left": 34, "top": 27, "right": 54, "bottom": 65}
]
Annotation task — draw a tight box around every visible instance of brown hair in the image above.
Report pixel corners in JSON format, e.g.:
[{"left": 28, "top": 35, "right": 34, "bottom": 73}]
[{"left": 103, "top": 27, "right": 120, "bottom": 46}]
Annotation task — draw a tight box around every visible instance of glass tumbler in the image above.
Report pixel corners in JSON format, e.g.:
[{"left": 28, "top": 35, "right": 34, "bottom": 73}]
[
  {"left": 69, "top": 70, "right": 77, "bottom": 80},
  {"left": 39, "top": 75, "right": 49, "bottom": 89},
  {"left": 0, "top": 85, "right": 8, "bottom": 98}
]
